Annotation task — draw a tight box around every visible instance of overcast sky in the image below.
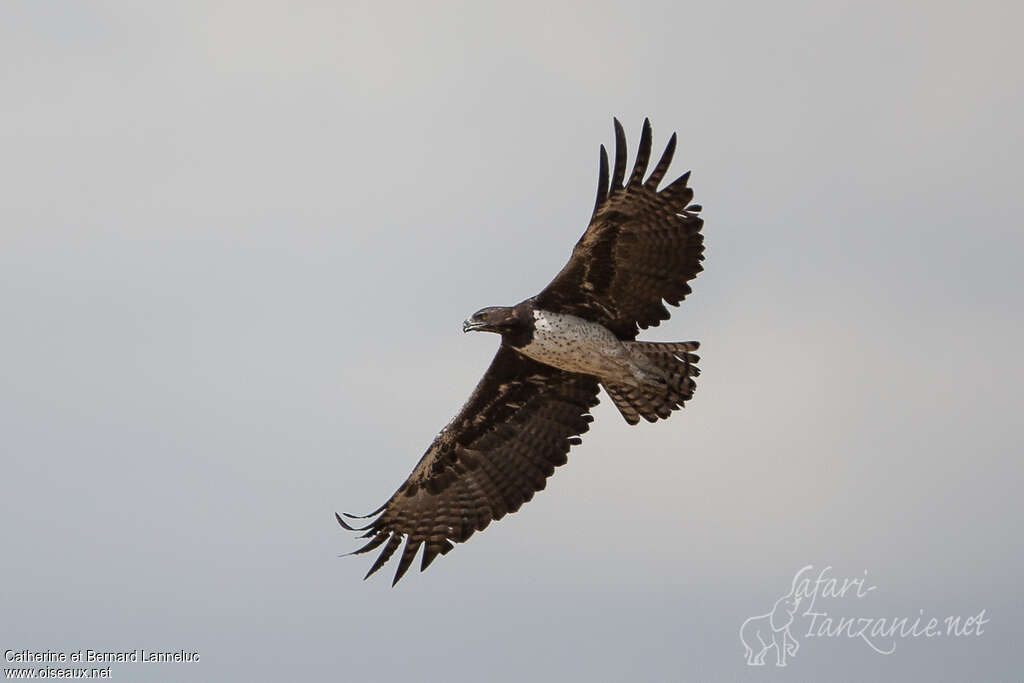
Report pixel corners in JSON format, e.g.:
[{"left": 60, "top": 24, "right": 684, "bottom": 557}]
[{"left": 2, "top": 1, "right": 1022, "bottom": 680}]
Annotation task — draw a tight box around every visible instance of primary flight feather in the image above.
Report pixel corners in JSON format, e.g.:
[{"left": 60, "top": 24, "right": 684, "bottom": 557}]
[{"left": 338, "top": 118, "right": 705, "bottom": 585}]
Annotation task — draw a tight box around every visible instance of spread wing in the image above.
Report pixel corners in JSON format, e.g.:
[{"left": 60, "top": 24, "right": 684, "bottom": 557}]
[
  {"left": 337, "top": 346, "right": 600, "bottom": 585},
  {"left": 534, "top": 118, "right": 704, "bottom": 339}
]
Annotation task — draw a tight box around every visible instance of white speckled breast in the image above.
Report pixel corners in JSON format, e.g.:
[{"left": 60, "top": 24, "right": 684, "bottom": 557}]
[{"left": 517, "top": 309, "right": 628, "bottom": 377}]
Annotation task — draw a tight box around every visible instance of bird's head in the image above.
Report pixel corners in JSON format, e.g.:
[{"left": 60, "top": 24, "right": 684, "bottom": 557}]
[{"left": 463, "top": 306, "right": 519, "bottom": 334}]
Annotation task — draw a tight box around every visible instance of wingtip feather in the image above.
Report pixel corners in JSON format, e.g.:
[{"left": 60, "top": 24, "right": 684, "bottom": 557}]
[
  {"left": 391, "top": 538, "right": 422, "bottom": 586},
  {"left": 646, "top": 132, "right": 677, "bottom": 188},
  {"left": 593, "top": 144, "right": 610, "bottom": 214},
  {"left": 629, "top": 118, "right": 653, "bottom": 187},
  {"left": 364, "top": 535, "right": 402, "bottom": 580},
  {"left": 610, "top": 118, "right": 628, "bottom": 190}
]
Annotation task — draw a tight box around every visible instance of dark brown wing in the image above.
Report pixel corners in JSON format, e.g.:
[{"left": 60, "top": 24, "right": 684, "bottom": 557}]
[
  {"left": 534, "top": 118, "right": 704, "bottom": 339},
  {"left": 337, "top": 346, "right": 600, "bottom": 585}
]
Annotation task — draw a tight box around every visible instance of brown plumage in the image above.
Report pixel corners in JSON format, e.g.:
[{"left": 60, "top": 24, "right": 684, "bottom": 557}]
[
  {"left": 535, "top": 118, "right": 704, "bottom": 339},
  {"left": 338, "top": 348, "right": 599, "bottom": 585},
  {"left": 602, "top": 341, "right": 701, "bottom": 424},
  {"left": 339, "top": 118, "right": 705, "bottom": 584}
]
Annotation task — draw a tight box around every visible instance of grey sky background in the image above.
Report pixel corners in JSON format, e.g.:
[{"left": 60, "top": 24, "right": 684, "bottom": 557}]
[{"left": 2, "top": 1, "right": 1021, "bottom": 680}]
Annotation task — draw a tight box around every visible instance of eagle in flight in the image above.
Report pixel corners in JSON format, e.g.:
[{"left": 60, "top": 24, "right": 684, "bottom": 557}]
[{"left": 338, "top": 118, "right": 705, "bottom": 584}]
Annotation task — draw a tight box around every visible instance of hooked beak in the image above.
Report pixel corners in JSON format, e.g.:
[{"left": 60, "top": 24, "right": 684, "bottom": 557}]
[{"left": 463, "top": 319, "right": 486, "bottom": 333}]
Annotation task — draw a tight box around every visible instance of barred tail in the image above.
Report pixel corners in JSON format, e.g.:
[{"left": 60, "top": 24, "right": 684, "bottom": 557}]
[{"left": 603, "top": 341, "right": 700, "bottom": 425}]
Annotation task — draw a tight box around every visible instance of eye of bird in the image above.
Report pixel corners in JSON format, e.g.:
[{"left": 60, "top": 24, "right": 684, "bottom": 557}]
[{"left": 479, "top": 312, "right": 488, "bottom": 320}]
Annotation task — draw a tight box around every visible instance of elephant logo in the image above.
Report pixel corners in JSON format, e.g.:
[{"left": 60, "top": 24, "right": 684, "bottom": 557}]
[{"left": 739, "top": 588, "right": 802, "bottom": 666}]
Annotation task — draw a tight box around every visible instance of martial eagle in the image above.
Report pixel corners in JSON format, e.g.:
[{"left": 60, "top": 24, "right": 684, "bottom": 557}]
[{"left": 338, "top": 119, "right": 705, "bottom": 584}]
